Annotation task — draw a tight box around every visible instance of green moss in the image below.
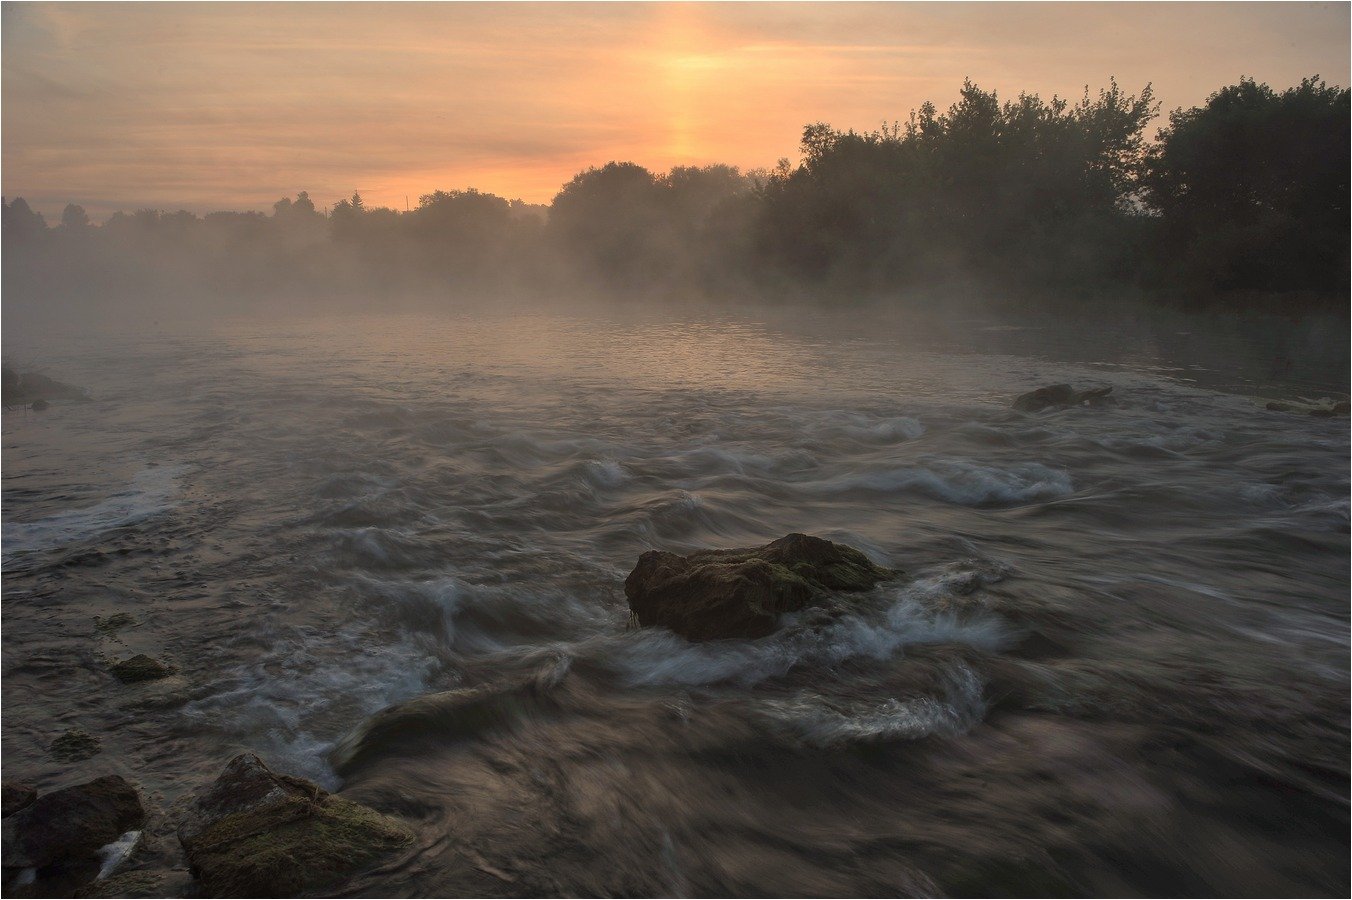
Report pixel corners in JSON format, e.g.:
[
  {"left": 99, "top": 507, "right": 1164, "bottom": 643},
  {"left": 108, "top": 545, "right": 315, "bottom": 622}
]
[
  {"left": 51, "top": 728, "right": 101, "bottom": 761},
  {"left": 187, "top": 796, "right": 413, "bottom": 897},
  {"left": 73, "top": 871, "right": 171, "bottom": 898},
  {"left": 110, "top": 654, "right": 174, "bottom": 683}
]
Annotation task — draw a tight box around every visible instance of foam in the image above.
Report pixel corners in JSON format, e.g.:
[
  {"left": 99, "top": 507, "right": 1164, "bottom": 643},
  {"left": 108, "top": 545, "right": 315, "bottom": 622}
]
[{"left": 2, "top": 465, "right": 184, "bottom": 557}]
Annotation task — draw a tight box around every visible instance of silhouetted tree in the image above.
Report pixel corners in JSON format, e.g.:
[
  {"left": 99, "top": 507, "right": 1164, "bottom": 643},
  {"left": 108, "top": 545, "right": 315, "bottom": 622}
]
[
  {"left": 1144, "top": 76, "right": 1350, "bottom": 294},
  {"left": 60, "top": 203, "right": 90, "bottom": 231},
  {"left": 3, "top": 197, "right": 48, "bottom": 243}
]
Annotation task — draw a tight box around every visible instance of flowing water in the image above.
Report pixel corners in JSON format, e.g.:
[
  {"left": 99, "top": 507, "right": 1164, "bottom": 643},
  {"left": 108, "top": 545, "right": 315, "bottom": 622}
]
[{"left": 2, "top": 302, "right": 1348, "bottom": 896}]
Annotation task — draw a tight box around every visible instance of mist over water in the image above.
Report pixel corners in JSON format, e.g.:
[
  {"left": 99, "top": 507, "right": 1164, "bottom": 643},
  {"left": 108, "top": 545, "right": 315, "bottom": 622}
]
[{"left": 2, "top": 300, "right": 1348, "bottom": 896}]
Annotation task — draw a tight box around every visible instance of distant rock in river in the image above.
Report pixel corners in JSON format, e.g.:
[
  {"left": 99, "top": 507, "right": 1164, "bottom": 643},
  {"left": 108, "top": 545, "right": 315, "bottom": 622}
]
[
  {"left": 1012, "top": 384, "right": 1113, "bottom": 413},
  {"left": 625, "top": 532, "right": 896, "bottom": 641}
]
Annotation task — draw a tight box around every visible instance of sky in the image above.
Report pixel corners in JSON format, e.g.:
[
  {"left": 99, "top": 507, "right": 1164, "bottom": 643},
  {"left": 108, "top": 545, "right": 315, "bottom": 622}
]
[{"left": 3, "top": 2, "right": 1349, "bottom": 220}]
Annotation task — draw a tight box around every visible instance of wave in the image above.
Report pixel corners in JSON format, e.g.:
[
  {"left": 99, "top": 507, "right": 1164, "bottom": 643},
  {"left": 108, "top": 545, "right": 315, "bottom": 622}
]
[
  {"left": 804, "top": 459, "right": 1072, "bottom": 506},
  {"left": 757, "top": 662, "right": 985, "bottom": 747},
  {"left": 181, "top": 624, "right": 436, "bottom": 789},
  {"left": 2, "top": 465, "right": 184, "bottom": 557},
  {"left": 591, "top": 574, "right": 1012, "bottom": 688}
]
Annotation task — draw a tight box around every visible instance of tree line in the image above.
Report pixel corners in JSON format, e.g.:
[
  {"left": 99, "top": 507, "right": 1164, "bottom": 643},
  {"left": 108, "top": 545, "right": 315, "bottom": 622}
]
[{"left": 4, "top": 75, "right": 1347, "bottom": 312}]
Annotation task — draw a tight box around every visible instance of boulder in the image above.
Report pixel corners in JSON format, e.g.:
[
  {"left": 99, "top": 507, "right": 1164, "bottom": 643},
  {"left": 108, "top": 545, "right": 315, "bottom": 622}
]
[
  {"left": 178, "top": 753, "right": 412, "bottom": 897},
  {"left": 1012, "top": 384, "right": 1112, "bottom": 413},
  {"left": 2, "top": 775, "right": 144, "bottom": 870},
  {"left": 110, "top": 655, "right": 174, "bottom": 683},
  {"left": 625, "top": 533, "right": 896, "bottom": 641},
  {"left": 1, "top": 783, "right": 37, "bottom": 818}
]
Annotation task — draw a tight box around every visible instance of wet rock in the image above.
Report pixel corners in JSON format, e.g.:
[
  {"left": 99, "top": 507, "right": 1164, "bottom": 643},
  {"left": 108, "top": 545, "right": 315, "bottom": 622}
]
[
  {"left": 1334, "top": 401, "right": 1351, "bottom": 415},
  {"left": 1012, "top": 384, "right": 1113, "bottom": 413},
  {"left": 30, "top": 399, "right": 49, "bottom": 412},
  {"left": 625, "top": 532, "right": 896, "bottom": 641},
  {"left": 1265, "top": 401, "right": 1295, "bottom": 412},
  {"left": 2, "top": 776, "right": 144, "bottom": 871},
  {"left": 51, "top": 729, "right": 102, "bottom": 762},
  {"left": 110, "top": 655, "right": 174, "bottom": 683},
  {"left": 1309, "top": 407, "right": 1335, "bottom": 418},
  {"left": 2, "top": 784, "right": 37, "bottom": 818},
  {"left": 178, "top": 753, "right": 413, "bottom": 897}
]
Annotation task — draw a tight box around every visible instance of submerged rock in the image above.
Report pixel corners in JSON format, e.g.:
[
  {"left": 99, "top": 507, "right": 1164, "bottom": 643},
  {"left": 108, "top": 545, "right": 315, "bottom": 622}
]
[
  {"left": 51, "top": 729, "right": 102, "bottom": 762},
  {"left": 30, "top": 399, "right": 50, "bottom": 412},
  {"left": 1, "top": 775, "right": 144, "bottom": 871},
  {"left": 332, "top": 656, "right": 571, "bottom": 778},
  {"left": 1, "top": 783, "right": 37, "bottom": 818},
  {"left": 625, "top": 533, "right": 896, "bottom": 641},
  {"left": 94, "top": 613, "right": 137, "bottom": 634},
  {"left": 110, "top": 655, "right": 174, "bottom": 683},
  {"left": 178, "top": 753, "right": 413, "bottom": 897},
  {"left": 1012, "top": 384, "right": 1113, "bottom": 413}
]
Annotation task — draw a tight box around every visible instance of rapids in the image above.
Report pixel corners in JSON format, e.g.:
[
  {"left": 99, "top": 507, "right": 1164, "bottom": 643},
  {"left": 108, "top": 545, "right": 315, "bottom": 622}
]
[{"left": 2, "top": 303, "right": 1348, "bottom": 896}]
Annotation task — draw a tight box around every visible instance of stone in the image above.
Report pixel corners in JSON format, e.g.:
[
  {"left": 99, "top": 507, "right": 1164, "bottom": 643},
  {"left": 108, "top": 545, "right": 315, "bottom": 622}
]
[
  {"left": 110, "top": 655, "right": 174, "bottom": 683},
  {"left": 2, "top": 783, "right": 37, "bottom": 818},
  {"left": 625, "top": 533, "right": 896, "bottom": 641},
  {"left": 2, "top": 776, "right": 144, "bottom": 870},
  {"left": 1012, "top": 384, "right": 1113, "bottom": 413},
  {"left": 51, "top": 729, "right": 102, "bottom": 762},
  {"left": 178, "top": 753, "right": 413, "bottom": 897}
]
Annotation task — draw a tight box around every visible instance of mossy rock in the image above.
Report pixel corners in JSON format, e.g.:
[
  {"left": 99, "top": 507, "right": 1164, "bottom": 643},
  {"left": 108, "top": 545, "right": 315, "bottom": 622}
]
[
  {"left": 179, "top": 754, "right": 413, "bottom": 897},
  {"left": 110, "top": 655, "right": 174, "bottom": 683},
  {"left": 73, "top": 869, "right": 179, "bottom": 898},
  {"left": 625, "top": 533, "right": 897, "bottom": 641},
  {"left": 51, "top": 729, "right": 101, "bottom": 762}
]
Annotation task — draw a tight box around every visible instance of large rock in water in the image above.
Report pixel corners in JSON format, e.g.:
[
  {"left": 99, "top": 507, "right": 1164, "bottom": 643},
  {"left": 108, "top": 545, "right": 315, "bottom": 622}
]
[
  {"left": 1, "top": 783, "right": 37, "bottom": 818},
  {"left": 178, "top": 753, "right": 412, "bottom": 897},
  {"left": 625, "top": 533, "right": 895, "bottom": 641},
  {"left": 2, "top": 775, "right": 143, "bottom": 870},
  {"left": 1012, "top": 384, "right": 1112, "bottom": 413}
]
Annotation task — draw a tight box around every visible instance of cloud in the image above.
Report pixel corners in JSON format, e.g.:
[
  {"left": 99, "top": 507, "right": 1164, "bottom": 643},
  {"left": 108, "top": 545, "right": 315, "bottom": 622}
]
[{"left": 4, "top": 2, "right": 1347, "bottom": 219}]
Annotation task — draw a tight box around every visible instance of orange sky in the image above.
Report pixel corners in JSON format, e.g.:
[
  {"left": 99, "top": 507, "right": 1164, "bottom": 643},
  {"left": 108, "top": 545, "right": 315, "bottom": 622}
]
[{"left": 4, "top": 2, "right": 1348, "bottom": 220}]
